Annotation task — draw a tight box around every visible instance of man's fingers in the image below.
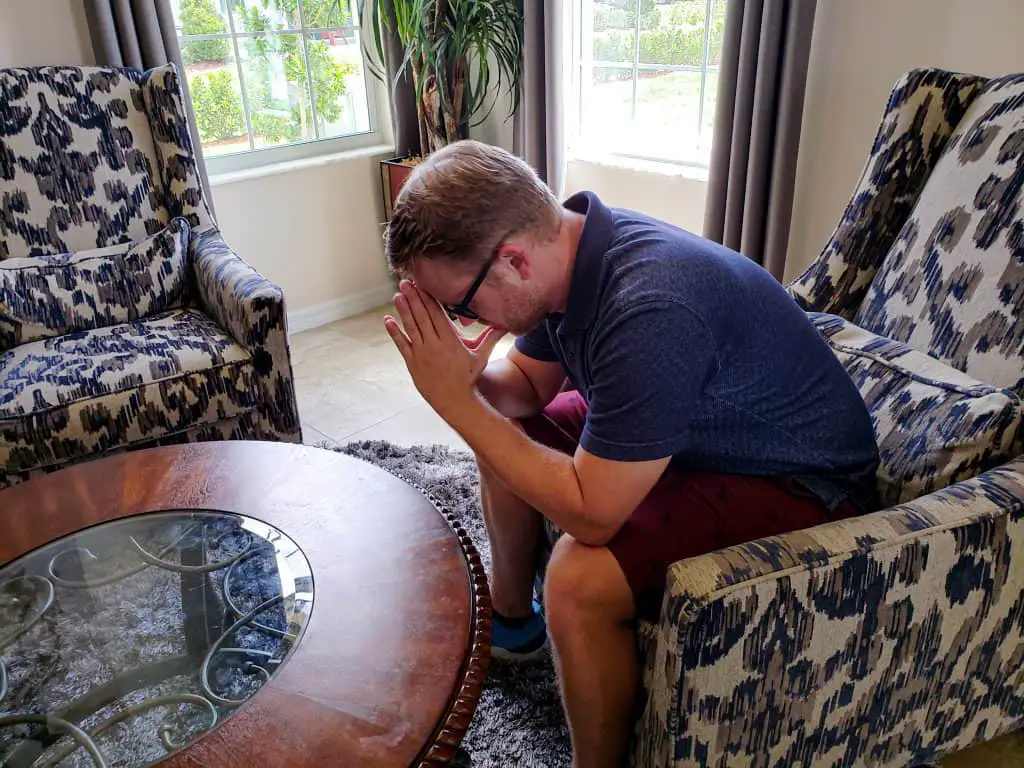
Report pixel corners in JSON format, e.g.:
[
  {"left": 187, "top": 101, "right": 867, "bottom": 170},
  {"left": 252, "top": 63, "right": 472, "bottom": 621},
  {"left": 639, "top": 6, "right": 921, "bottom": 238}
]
[
  {"left": 418, "top": 284, "right": 451, "bottom": 332},
  {"left": 401, "top": 281, "right": 440, "bottom": 337},
  {"left": 384, "top": 316, "right": 413, "bottom": 362},
  {"left": 393, "top": 293, "right": 422, "bottom": 346},
  {"left": 474, "top": 326, "right": 508, "bottom": 361}
]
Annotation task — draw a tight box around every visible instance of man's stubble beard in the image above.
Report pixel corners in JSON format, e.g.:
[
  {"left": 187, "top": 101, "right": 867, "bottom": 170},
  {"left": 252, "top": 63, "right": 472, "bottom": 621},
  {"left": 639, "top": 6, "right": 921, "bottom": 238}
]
[{"left": 502, "top": 290, "right": 550, "bottom": 337}]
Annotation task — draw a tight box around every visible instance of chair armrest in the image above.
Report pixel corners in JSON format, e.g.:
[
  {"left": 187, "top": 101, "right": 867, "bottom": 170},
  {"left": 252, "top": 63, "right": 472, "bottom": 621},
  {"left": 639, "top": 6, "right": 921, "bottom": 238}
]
[
  {"left": 787, "top": 68, "right": 986, "bottom": 318},
  {"left": 633, "top": 457, "right": 1024, "bottom": 768},
  {"left": 192, "top": 228, "right": 285, "bottom": 349},
  {"left": 191, "top": 228, "right": 301, "bottom": 441}
]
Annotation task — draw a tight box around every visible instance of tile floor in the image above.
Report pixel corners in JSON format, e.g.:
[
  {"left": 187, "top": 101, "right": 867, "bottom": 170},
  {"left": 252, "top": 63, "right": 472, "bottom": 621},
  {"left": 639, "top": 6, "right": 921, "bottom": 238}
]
[
  {"left": 292, "top": 303, "right": 512, "bottom": 450},
  {"left": 290, "top": 305, "right": 1024, "bottom": 767}
]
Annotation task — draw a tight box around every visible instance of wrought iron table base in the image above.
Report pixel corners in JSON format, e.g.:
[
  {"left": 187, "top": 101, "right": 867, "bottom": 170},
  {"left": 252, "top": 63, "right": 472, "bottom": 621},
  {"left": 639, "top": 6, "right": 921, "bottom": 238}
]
[{"left": 0, "top": 513, "right": 312, "bottom": 768}]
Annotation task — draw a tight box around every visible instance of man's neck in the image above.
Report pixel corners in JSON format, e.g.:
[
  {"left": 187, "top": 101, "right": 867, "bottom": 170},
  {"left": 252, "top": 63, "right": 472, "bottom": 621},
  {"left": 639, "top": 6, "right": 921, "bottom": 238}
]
[{"left": 551, "top": 209, "right": 587, "bottom": 314}]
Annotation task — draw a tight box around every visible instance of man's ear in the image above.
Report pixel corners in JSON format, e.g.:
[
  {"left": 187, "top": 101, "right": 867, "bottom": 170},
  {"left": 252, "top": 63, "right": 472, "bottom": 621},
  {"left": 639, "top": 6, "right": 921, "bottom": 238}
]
[{"left": 502, "top": 242, "right": 531, "bottom": 280}]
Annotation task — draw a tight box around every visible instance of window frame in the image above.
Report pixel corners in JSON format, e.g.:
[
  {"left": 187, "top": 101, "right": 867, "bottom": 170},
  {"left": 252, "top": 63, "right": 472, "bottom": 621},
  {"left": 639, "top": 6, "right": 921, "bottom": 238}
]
[
  {"left": 175, "top": 0, "right": 387, "bottom": 174},
  {"left": 570, "top": 0, "right": 720, "bottom": 170}
]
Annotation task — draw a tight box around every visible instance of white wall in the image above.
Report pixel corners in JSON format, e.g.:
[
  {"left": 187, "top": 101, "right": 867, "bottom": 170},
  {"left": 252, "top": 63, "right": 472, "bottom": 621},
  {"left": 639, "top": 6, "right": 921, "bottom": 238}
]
[
  {"left": 0, "top": 0, "right": 94, "bottom": 68},
  {"left": 785, "top": 0, "right": 1024, "bottom": 282},
  {"left": 469, "top": 83, "right": 516, "bottom": 151},
  {"left": 565, "top": 159, "right": 708, "bottom": 233},
  {"left": 211, "top": 149, "right": 396, "bottom": 330}
]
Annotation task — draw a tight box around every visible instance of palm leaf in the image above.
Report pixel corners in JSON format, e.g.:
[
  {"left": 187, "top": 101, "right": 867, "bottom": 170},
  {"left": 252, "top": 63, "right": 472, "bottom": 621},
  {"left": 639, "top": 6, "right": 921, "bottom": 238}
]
[
  {"left": 359, "top": 0, "right": 523, "bottom": 143},
  {"left": 355, "top": 0, "right": 387, "bottom": 81}
]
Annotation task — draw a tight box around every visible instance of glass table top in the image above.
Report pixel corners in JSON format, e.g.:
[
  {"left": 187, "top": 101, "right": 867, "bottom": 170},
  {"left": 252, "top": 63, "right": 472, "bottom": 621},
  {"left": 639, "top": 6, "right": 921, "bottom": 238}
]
[{"left": 0, "top": 511, "right": 314, "bottom": 767}]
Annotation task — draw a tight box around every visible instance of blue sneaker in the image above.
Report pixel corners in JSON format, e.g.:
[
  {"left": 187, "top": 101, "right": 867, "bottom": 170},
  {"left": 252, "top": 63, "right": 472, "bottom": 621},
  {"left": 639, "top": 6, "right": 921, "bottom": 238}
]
[{"left": 491, "top": 599, "right": 548, "bottom": 661}]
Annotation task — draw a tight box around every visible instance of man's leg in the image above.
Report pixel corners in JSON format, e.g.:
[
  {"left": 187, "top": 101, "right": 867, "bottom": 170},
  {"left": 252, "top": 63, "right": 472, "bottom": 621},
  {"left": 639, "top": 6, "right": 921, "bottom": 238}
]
[
  {"left": 477, "top": 457, "right": 540, "bottom": 618},
  {"left": 482, "top": 391, "right": 589, "bottom": 619},
  {"left": 545, "top": 534, "right": 637, "bottom": 768},
  {"left": 539, "top": 471, "right": 859, "bottom": 768}
]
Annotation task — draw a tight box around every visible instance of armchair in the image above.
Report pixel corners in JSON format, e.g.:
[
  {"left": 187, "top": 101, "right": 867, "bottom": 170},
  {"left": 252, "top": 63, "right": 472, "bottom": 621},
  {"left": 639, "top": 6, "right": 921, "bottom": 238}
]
[
  {"left": 546, "top": 68, "right": 1024, "bottom": 766},
  {"left": 0, "top": 65, "right": 301, "bottom": 489}
]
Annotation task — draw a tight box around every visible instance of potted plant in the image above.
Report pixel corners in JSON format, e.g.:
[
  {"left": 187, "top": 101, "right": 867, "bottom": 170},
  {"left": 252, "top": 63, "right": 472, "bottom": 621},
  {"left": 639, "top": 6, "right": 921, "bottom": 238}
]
[{"left": 359, "top": 0, "right": 524, "bottom": 218}]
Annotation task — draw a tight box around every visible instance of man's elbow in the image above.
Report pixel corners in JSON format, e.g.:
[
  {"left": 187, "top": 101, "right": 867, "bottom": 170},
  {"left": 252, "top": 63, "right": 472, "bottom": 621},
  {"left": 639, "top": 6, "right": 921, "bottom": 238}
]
[
  {"left": 573, "top": 528, "right": 617, "bottom": 547},
  {"left": 571, "top": 510, "right": 627, "bottom": 547}
]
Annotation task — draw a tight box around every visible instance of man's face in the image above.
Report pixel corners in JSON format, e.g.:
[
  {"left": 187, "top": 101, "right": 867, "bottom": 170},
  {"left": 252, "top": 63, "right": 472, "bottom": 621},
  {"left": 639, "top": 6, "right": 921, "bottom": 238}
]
[{"left": 410, "top": 252, "right": 548, "bottom": 337}]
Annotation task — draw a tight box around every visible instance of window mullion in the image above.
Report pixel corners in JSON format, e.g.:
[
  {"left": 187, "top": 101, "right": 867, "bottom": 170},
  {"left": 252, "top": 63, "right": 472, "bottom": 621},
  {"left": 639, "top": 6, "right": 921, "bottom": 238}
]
[
  {"left": 182, "top": 26, "right": 353, "bottom": 41},
  {"left": 179, "top": 33, "right": 233, "bottom": 42},
  {"left": 630, "top": 0, "right": 641, "bottom": 121},
  {"left": 296, "top": 0, "right": 322, "bottom": 140},
  {"left": 698, "top": 0, "right": 714, "bottom": 139},
  {"left": 225, "top": 4, "right": 256, "bottom": 151},
  {"left": 575, "top": 0, "right": 584, "bottom": 149}
]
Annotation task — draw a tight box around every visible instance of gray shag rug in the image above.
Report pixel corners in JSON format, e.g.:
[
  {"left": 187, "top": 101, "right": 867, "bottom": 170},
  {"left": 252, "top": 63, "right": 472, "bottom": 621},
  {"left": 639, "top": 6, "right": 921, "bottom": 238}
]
[{"left": 336, "top": 440, "right": 572, "bottom": 768}]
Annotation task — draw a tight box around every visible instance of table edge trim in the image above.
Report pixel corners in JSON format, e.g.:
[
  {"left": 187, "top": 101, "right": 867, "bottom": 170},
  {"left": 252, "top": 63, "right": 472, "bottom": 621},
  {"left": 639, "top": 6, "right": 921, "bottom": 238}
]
[{"left": 392, "top": 475, "right": 493, "bottom": 768}]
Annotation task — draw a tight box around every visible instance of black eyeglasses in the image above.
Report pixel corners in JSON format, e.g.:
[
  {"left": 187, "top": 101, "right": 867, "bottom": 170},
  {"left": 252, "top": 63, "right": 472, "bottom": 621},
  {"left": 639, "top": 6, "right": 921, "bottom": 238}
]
[{"left": 443, "top": 238, "right": 506, "bottom": 321}]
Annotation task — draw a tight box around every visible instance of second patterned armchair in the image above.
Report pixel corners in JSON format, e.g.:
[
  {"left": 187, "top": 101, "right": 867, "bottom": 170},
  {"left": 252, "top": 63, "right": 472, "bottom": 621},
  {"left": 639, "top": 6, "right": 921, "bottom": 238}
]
[{"left": 0, "top": 64, "right": 302, "bottom": 489}]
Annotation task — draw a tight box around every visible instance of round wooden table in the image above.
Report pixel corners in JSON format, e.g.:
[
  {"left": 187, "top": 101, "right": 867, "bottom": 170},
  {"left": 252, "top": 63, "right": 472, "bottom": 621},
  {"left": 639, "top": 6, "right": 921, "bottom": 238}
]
[{"left": 0, "top": 441, "right": 491, "bottom": 767}]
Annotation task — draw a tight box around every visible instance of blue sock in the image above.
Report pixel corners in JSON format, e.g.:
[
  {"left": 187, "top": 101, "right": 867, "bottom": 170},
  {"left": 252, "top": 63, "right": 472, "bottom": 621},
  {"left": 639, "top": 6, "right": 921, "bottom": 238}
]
[
  {"left": 492, "top": 600, "right": 546, "bottom": 655},
  {"left": 493, "top": 609, "right": 534, "bottom": 628}
]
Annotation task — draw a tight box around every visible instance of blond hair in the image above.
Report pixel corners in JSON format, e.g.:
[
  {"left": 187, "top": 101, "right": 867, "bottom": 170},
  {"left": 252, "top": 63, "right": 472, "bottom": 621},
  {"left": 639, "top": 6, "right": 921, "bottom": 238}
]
[{"left": 385, "top": 140, "right": 561, "bottom": 276}]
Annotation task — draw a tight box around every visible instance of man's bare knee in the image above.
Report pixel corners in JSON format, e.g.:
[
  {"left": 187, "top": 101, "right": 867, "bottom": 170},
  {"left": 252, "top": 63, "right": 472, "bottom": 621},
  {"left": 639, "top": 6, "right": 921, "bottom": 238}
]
[{"left": 544, "top": 534, "right": 632, "bottom": 622}]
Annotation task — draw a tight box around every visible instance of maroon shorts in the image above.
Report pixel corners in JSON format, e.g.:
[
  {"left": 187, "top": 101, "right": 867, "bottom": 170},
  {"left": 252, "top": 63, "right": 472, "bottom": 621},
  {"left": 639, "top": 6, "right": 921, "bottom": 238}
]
[{"left": 520, "top": 391, "right": 859, "bottom": 620}]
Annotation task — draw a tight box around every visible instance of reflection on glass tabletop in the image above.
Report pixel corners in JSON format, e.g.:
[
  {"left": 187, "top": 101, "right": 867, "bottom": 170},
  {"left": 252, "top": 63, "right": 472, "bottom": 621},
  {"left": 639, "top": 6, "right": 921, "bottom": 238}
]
[{"left": 0, "top": 511, "right": 314, "bottom": 767}]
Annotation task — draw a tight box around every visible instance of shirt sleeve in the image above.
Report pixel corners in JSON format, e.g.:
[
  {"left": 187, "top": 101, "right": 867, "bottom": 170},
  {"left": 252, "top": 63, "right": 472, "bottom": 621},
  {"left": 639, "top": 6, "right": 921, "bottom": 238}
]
[
  {"left": 580, "top": 300, "right": 719, "bottom": 462},
  {"left": 514, "top": 323, "right": 560, "bottom": 362}
]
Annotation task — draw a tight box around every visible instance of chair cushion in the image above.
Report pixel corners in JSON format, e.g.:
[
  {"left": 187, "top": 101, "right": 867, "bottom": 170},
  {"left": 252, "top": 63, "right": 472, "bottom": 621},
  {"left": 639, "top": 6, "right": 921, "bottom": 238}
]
[
  {"left": 0, "top": 66, "right": 168, "bottom": 258},
  {"left": 0, "top": 309, "right": 259, "bottom": 475},
  {"left": 853, "top": 73, "right": 1024, "bottom": 392},
  {"left": 0, "top": 218, "right": 190, "bottom": 352},
  {"left": 811, "top": 312, "right": 1022, "bottom": 506}
]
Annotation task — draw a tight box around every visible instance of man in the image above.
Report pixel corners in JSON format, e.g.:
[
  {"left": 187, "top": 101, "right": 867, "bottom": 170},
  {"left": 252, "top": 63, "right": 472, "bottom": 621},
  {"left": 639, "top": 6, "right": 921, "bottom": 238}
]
[{"left": 382, "top": 140, "right": 879, "bottom": 768}]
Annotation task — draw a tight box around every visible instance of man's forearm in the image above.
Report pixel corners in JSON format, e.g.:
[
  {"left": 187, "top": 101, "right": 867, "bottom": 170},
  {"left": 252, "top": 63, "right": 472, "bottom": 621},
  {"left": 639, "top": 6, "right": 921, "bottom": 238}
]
[
  {"left": 476, "top": 359, "right": 544, "bottom": 420},
  {"left": 446, "top": 393, "right": 614, "bottom": 545}
]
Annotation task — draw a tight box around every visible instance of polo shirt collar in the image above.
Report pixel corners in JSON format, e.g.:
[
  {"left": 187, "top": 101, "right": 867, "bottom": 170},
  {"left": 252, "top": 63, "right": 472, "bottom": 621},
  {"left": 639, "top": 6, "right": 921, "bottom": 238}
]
[{"left": 562, "top": 190, "right": 613, "bottom": 331}]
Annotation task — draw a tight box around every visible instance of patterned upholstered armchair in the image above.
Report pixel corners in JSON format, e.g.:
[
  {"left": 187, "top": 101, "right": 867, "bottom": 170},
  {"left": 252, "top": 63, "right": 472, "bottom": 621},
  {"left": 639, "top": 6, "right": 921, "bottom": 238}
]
[
  {"left": 0, "top": 65, "right": 302, "bottom": 489},
  {"left": 544, "top": 69, "right": 1024, "bottom": 766}
]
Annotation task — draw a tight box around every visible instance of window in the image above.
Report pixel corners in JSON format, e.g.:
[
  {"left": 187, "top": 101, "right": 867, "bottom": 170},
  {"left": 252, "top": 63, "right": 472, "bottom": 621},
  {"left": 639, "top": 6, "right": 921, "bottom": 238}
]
[
  {"left": 571, "top": 0, "right": 726, "bottom": 167},
  {"left": 172, "top": 0, "right": 379, "bottom": 169}
]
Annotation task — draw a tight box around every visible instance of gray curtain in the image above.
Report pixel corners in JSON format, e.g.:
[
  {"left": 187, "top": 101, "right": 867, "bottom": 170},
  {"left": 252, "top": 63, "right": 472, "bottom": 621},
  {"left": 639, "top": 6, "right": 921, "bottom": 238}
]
[
  {"left": 381, "top": 8, "right": 421, "bottom": 157},
  {"left": 84, "top": 0, "right": 215, "bottom": 216},
  {"left": 703, "top": 0, "right": 817, "bottom": 279},
  {"left": 513, "top": 0, "right": 564, "bottom": 195}
]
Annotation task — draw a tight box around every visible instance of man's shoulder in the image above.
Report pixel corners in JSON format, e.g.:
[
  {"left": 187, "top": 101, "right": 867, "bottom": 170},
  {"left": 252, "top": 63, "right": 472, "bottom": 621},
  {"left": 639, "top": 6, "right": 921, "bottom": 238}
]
[
  {"left": 594, "top": 211, "right": 813, "bottom": 350},
  {"left": 604, "top": 210, "right": 751, "bottom": 283},
  {"left": 597, "top": 214, "right": 746, "bottom": 322}
]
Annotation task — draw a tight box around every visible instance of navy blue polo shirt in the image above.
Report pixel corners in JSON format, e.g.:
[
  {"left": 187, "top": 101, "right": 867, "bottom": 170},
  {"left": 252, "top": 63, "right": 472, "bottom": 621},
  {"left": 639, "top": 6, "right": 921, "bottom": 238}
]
[{"left": 515, "top": 191, "right": 880, "bottom": 512}]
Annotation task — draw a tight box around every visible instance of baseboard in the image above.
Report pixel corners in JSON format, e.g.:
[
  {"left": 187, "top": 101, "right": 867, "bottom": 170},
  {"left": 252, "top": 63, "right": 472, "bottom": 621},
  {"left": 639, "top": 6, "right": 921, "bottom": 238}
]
[{"left": 287, "top": 283, "right": 395, "bottom": 335}]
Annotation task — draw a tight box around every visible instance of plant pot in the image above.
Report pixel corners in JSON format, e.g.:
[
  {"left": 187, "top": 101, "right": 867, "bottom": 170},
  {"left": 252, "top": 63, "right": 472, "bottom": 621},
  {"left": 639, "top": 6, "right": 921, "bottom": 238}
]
[{"left": 379, "top": 155, "right": 424, "bottom": 221}]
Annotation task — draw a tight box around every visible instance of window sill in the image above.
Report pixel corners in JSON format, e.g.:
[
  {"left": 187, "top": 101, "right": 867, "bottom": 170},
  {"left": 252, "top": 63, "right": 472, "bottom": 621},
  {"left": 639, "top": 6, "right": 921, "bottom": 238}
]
[
  {"left": 209, "top": 143, "right": 396, "bottom": 187},
  {"left": 568, "top": 151, "right": 710, "bottom": 183}
]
